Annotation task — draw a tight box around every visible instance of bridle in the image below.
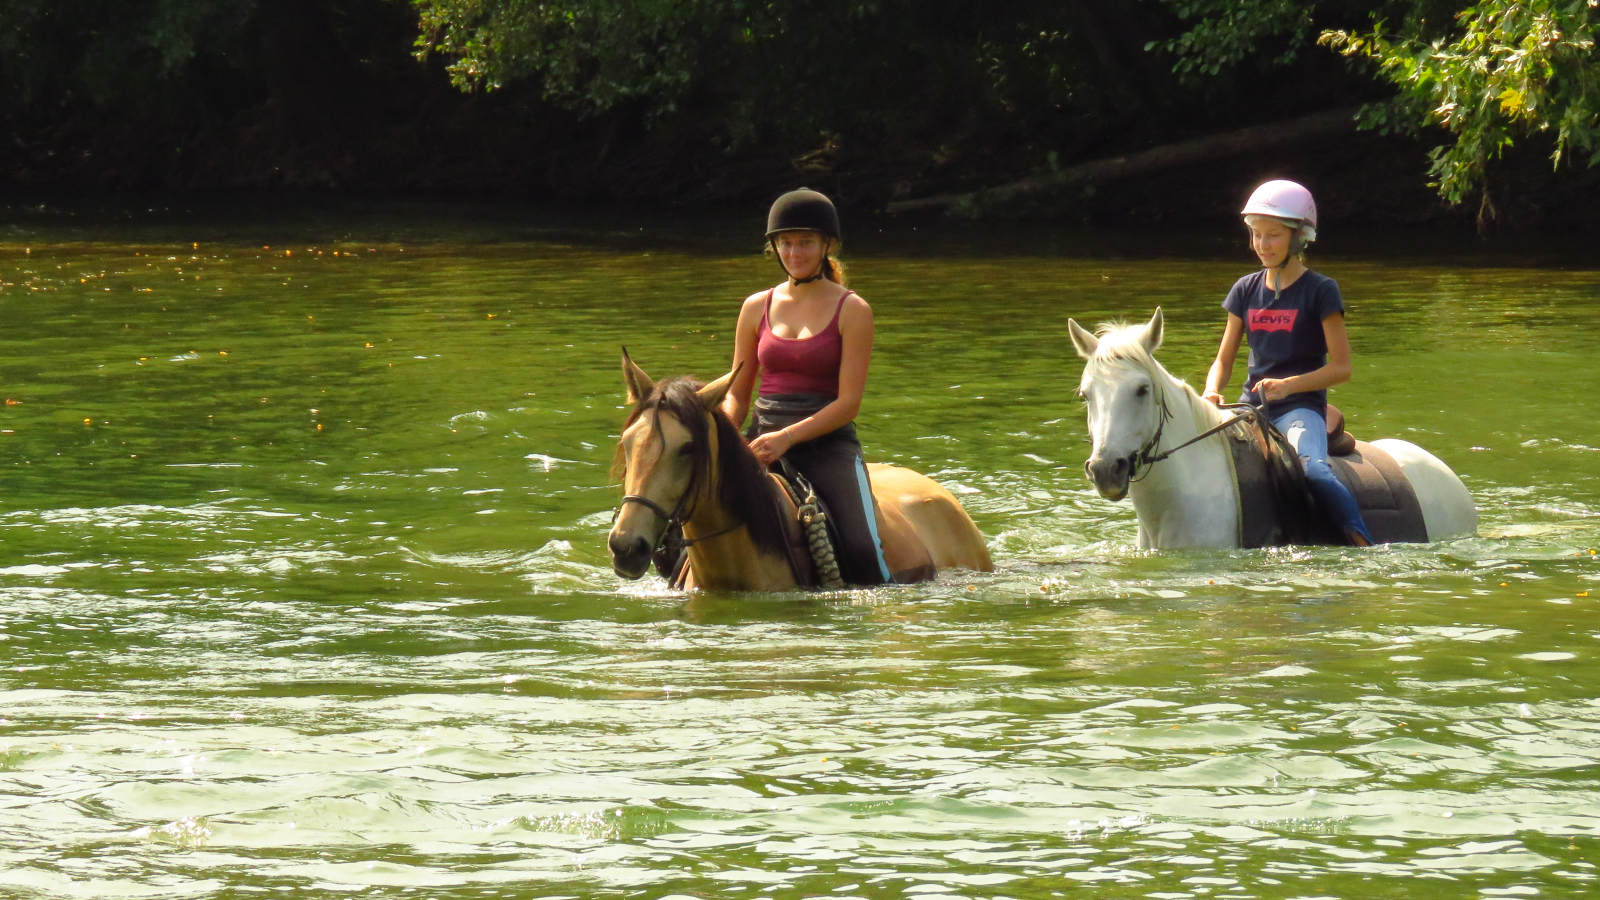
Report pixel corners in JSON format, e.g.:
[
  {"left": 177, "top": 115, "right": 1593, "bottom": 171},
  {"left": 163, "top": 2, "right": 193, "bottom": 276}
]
[
  {"left": 1125, "top": 386, "right": 1174, "bottom": 484},
  {"left": 614, "top": 429, "right": 743, "bottom": 559},
  {"left": 1087, "top": 378, "right": 1261, "bottom": 484}
]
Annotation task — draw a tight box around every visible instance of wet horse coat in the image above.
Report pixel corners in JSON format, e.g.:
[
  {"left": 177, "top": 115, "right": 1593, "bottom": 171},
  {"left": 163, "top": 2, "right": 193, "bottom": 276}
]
[
  {"left": 608, "top": 353, "right": 992, "bottom": 590},
  {"left": 1068, "top": 309, "right": 1476, "bottom": 549}
]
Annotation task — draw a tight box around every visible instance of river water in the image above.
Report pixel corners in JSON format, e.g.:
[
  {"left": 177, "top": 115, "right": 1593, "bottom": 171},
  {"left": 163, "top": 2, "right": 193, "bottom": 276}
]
[{"left": 1, "top": 204, "right": 1598, "bottom": 899}]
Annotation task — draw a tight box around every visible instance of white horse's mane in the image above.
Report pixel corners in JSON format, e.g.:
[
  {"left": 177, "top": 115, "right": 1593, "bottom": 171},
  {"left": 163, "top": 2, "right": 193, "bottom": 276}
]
[{"left": 1084, "top": 321, "right": 1227, "bottom": 433}]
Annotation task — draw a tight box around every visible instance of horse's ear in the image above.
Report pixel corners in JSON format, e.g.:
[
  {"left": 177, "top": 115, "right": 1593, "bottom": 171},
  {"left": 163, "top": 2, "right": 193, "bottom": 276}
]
[
  {"left": 696, "top": 362, "right": 741, "bottom": 411},
  {"left": 1067, "top": 319, "right": 1099, "bottom": 359},
  {"left": 1142, "top": 308, "right": 1164, "bottom": 353},
  {"left": 621, "top": 347, "right": 655, "bottom": 405}
]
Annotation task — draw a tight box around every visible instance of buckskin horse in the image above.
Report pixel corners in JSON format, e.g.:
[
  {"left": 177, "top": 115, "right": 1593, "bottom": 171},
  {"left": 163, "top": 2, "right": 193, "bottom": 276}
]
[
  {"left": 1069, "top": 309, "right": 1476, "bottom": 549},
  {"left": 608, "top": 352, "right": 992, "bottom": 590}
]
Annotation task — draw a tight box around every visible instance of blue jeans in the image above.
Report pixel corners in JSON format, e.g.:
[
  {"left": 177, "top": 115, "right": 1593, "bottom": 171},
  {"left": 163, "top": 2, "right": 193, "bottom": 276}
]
[{"left": 1274, "top": 408, "right": 1374, "bottom": 544}]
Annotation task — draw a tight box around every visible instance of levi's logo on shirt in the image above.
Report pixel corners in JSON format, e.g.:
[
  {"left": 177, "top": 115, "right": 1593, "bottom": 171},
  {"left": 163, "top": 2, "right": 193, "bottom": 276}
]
[{"left": 1248, "top": 309, "right": 1297, "bottom": 332}]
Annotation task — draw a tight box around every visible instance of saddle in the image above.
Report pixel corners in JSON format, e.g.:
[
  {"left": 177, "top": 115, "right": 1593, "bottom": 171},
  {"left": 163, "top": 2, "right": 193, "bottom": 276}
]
[
  {"left": 1325, "top": 405, "right": 1357, "bottom": 457},
  {"left": 1226, "top": 405, "right": 1428, "bottom": 547}
]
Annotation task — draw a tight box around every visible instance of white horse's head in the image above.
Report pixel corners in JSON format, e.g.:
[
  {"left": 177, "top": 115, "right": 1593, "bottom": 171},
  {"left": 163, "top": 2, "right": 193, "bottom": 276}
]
[{"left": 1068, "top": 308, "right": 1169, "bottom": 501}]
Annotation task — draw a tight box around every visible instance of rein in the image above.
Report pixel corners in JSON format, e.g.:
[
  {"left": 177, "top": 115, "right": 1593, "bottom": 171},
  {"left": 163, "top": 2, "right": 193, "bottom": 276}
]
[
  {"left": 616, "top": 489, "right": 744, "bottom": 554},
  {"left": 1124, "top": 384, "right": 1261, "bottom": 483}
]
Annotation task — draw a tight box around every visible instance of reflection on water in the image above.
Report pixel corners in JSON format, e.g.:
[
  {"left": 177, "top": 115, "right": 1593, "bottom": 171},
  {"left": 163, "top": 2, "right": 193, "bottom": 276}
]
[{"left": 0, "top": 207, "right": 1598, "bottom": 898}]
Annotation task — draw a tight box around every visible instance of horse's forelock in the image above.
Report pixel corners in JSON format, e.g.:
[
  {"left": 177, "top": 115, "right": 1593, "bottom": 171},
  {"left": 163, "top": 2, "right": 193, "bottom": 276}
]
[
  {"left": 1081, "top": 322, "right": 1160, "bottom": 386},
  {"left": 1093, "top": 322, "right": 1156, "bottom": 362},
  {"left": 619, "top": 375, "right": 787, "bottom": 557},
  {"left": 613, "top": 376, "right": 709, "bottom": 484},
  {"left": 656, "top": 377, "right": 714, "bottom": 480}
]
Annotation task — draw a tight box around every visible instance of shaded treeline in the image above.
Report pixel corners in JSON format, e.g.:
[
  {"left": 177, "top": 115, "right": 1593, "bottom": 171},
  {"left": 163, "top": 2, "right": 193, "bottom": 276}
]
[{"left": 1, "top": 0, "right": 1596, "bottom": 226}]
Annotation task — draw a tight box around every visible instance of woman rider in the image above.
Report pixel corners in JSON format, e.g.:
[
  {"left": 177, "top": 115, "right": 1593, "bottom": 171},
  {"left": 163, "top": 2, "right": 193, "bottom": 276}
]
[
  {"left": 720, "top": 188, "right": 894, "bottom": 585},
  {"left": 1201, "top": 179, "right": 1375, "bottom": 546}
]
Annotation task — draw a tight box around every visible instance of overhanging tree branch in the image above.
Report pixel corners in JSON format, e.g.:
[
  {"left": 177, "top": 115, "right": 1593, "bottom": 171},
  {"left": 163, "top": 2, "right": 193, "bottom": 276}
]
[{"left": 886, "top": 106, "right": 1362, "bottom": 214}]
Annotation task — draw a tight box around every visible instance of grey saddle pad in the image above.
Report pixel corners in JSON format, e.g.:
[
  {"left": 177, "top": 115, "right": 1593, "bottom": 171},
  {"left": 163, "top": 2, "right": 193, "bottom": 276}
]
[
  {"left": 1327, "top": 440, "right": 1428, "bottom": 544},
  {"left": 1230, "top": 425, "right": 1428, "bottom": 547}
]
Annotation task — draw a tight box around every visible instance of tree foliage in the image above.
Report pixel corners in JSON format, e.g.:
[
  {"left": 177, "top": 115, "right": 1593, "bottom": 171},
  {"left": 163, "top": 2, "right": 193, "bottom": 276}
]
[
  {"left": 3, "top": 0, "right": 1599, "bottom": 221},
  {"left": 409, "top": 1, "right": 1136, "bottom": 149},
  {"left": 406, "top": 0, "right": 1378, "bottom": 196},
  {"left": 409, "top": 0, "right": 1600, "bottom": 215},
  {"left": 1323, "top": 0, "right": 1600, "bottom": 215},
  {"left": 0, "top": 0, "right": 257, "bottom": 108},
  {"left": 1151, "top": 0, "right": 1320, "bottom": 77}
]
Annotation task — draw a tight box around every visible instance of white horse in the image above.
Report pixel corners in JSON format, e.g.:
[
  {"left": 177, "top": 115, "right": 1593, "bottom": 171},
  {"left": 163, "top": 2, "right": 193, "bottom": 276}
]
[{"left": 1067, "top": 308, "right": 1477, "bottom": 549}]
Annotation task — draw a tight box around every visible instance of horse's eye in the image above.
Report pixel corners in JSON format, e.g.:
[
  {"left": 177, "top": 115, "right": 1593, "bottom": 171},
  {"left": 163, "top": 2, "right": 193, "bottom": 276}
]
[{"left": 1135, "top": 384, "right": 1149, "bottom": 397}]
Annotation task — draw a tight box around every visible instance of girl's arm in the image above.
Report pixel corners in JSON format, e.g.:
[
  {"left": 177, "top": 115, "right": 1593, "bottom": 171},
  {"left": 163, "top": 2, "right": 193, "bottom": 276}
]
[
  {"left": 720, "top": 293, "right": 765, "bottom": 428},
  {"left": 1255, "top": 313, "right": 1353, "bottom": 401},
  {"left": 1201, "top": 313, "right": 1245, "bottom": 405},
  {"left": 749, "top": 294, "right": 873, "bottom": 464}
]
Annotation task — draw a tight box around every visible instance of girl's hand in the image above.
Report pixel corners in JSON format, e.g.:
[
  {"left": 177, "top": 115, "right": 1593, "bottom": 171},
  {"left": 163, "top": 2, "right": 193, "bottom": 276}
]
[
  {"left": 749, "top": 428, "right": 794, "bottom": 465},
  {"left": 1201, "top": 390, "right": 1225, "bottom": 406},
  {"left": 1254, "top": 378, "right": 1291, "bottom": 402}
]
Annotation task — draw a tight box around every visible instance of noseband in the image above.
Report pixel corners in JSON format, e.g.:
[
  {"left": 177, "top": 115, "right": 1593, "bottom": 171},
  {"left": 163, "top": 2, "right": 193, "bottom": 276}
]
[{"left": 616, "top": 489, "right": 694, "bottom": 556}]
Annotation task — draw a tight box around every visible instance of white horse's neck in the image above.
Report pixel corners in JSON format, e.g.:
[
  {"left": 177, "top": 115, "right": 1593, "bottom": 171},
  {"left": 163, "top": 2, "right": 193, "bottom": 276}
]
[{"left": 1127, "top": 368, "right": 1240, "bottom": 549}]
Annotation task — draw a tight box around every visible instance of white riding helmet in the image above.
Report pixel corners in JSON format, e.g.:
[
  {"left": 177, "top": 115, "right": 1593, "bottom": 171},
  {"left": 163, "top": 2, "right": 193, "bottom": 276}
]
[{"left": 1242, "top": 180, "right": 1318, "bottom": 243}]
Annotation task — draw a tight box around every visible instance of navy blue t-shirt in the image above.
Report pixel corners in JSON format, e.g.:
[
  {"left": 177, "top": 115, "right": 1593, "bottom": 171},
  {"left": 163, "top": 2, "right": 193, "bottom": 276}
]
[{"left": 1221, "top": 268, "right": 1344, "bottom": 419}]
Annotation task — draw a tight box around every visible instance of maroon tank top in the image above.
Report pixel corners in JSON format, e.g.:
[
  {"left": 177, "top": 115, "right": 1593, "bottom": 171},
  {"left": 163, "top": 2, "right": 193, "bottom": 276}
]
[{"left": 757, "top": 289, "right": 850, "bottom": 397}]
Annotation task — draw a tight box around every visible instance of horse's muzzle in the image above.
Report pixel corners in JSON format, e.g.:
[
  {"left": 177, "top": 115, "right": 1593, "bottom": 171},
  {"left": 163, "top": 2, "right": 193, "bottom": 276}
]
[
  {"left": 1086, "top": 454, "right": 1131, "bottom": 501},
  {"left": 608, "top": 530, "right": 653, "bottom": 580}
]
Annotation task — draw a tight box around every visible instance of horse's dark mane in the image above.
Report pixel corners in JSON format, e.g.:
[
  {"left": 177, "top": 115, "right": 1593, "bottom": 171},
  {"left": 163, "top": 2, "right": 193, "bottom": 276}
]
[{"left": 617, "top": 375, "right": 789, "bottom": 559}]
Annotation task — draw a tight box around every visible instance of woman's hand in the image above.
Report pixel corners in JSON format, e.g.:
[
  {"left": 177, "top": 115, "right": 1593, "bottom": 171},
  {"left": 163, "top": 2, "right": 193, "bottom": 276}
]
[
  {"left": 749, "top": 428, "right": 795, "bottom": 466},
  {"left": 1254, "top": 377, "right": 1291, "bottom": 402},
  {"left": 1201, "top": 390, "right": 1225, "bottom": 406}
]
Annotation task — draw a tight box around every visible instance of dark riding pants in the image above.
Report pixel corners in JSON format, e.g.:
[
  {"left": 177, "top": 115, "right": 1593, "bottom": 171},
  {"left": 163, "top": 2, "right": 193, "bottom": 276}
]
[{"left": 753, "top": 395, "right": 892, "bottom": 586}]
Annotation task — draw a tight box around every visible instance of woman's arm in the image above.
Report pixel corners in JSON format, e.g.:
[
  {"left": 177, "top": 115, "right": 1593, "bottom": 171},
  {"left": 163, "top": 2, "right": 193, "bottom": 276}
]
[
  {"left": 1254, "top": 313, "right": 1353, "bottom": 401},
  {"left": 749, "top": 294, "right": 873, "bottom": 465},
  {"left": 720, "top": 293, "right": 766, "bottom": 428},
  {"left": 1201, "top": 313, "right": 1245, "bottom": 405}
]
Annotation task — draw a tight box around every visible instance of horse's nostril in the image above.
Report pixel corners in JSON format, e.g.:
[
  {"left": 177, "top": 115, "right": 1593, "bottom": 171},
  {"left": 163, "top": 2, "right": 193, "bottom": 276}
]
[
  {"left": 609, "top": 533, "right": 645, "bottom": 560},
  {"left": 609, "top": 533, "right": 653, "bottom": 579}
]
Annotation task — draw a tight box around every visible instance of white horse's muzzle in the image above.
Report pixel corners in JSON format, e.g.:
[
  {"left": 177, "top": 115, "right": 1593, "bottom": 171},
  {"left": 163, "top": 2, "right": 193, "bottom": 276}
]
[{"left": 1086, "top": 453, "right": 1133, "bottom": 501}]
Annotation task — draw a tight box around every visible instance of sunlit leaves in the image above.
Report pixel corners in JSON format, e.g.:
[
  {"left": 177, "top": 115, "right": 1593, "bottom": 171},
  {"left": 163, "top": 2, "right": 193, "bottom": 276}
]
[
  {"left": 1150, "top": 0, "right": 1317, "bottom": 78},
  {"left": 1323, "top": 0, "right": 1600, "bottom": 212}
]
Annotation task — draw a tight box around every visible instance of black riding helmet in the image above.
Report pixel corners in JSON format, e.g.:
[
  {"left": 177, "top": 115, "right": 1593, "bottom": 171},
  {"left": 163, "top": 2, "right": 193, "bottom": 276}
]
[
  {"left": 766, "top": 188, "right": 840, "bottom": 240},
  {"left": 766, "top": 189, "right": 840, "bottom": 284}
]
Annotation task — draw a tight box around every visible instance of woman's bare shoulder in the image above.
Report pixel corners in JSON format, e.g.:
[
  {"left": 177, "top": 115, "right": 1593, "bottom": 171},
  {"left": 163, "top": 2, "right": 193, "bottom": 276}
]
[
  {"left": 738, "top": 290, "right": 771, "bottom": 316},
  {"left": 840, "top": 290, "right": 872, "bottom": 315}
]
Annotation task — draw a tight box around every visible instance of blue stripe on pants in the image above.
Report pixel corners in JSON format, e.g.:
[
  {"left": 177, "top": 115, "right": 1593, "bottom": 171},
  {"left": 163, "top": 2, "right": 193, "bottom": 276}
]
[{"left": 852, "top": 455, "right": 893, "bottom": 583}]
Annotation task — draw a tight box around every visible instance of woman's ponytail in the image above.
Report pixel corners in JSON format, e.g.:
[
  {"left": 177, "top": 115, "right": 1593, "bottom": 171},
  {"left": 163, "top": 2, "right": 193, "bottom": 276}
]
[{"left": 823, "top": 252, "right": 848, "bottom": 286}]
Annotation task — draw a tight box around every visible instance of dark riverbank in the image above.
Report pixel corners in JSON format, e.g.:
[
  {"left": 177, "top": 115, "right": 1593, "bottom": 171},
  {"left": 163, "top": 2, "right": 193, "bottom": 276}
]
[
  {"left": 5, "top": 195, "right": 1600, "bottom": 272},
  {"left": 7, "top": 1, "right": 1600, "bottom": 231}
]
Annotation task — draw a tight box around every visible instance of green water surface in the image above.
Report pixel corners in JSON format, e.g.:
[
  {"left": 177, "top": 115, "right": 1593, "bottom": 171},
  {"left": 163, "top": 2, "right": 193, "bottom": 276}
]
[{"left": 1, "top": 205, "right": 1597, "bottom": 899}]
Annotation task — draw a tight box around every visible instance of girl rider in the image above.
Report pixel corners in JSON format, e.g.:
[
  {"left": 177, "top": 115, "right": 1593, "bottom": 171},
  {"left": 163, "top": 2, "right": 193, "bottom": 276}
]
[
  {"left": 1201, "top": 180, "right": 1375, "bottom": 547},
  {"left": 721, "top": 189, "right": 894, "bottom": 585}
]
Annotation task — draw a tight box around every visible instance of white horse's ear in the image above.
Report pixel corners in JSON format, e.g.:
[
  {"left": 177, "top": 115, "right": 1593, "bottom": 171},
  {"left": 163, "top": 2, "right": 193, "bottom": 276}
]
[
  {"left": 696, "top": 362, "right": 741, "bottom": 411},
  {"left": 621, "top": 347, "right": 655, "bottom": 405},
  {"left": 1067, "top": 319, "right": 1099, "bottom": 358},
  {"left": 1142, "top": 308, "right": 1165, "bottom": 353}
]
